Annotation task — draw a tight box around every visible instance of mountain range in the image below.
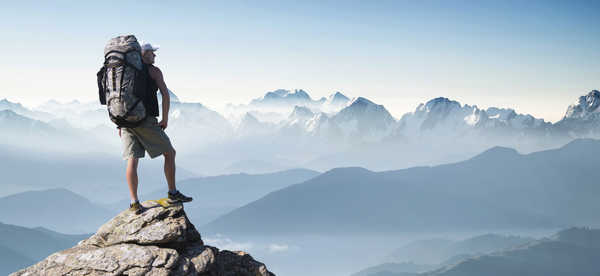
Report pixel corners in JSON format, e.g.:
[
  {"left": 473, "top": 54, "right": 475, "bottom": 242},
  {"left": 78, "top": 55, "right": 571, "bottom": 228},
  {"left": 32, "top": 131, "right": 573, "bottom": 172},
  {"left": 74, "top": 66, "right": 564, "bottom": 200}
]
[
  {"left": 384, "top": 234, "right": 535, "bottom": 265},
  {"left": 0, "top": 189, "right": 112, "bottom": 234},
  {"left": 352, "top": 227, "right": 600, "bottom": 276},
  {"left": 0, "top": 167, "right": 318, "bottom": 234},
  {"left": 0, "top": 109, "right": 115, "bottom": 154},
  {"left": 421, "top": 227, "right": 600, "bottom": 276},
  {"left": 109, "top": 168, "right": 320, "bottom": 226},
  {"left": 2, "top": 89, "right": 600, "bottom": 175},
  {"left": 203, "top": 138, "right": 600, "bottom": 235},
  {"left": 0, "top": 143, "right": 196, "bottom": 202},
  {"left": 5, "top": 89, "right": 600, "bottom": 140}
]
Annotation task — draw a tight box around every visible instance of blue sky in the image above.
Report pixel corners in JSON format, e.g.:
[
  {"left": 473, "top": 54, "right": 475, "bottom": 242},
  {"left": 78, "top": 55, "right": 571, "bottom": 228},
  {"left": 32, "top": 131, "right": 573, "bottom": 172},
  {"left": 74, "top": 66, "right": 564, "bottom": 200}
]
[{"left": 1, "top": 0, "right": 598, "bottom": 121}]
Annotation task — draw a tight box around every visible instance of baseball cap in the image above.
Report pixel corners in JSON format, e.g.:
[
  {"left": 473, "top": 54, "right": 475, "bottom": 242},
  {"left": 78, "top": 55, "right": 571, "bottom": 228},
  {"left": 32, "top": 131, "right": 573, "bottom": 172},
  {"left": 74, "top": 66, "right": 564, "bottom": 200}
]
[{"left": 141, "top": 42, "right": 159, "bottom": 53}]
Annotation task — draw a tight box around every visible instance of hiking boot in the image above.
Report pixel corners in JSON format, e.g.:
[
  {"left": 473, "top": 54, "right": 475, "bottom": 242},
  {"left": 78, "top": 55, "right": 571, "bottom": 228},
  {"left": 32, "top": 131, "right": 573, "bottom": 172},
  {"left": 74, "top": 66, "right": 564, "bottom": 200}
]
[
  {"left": 168, "top": 190, "right": 193, "bottom": 203},
  {"left": 129, "top": 201, "right": 143, "bottom": 214}
]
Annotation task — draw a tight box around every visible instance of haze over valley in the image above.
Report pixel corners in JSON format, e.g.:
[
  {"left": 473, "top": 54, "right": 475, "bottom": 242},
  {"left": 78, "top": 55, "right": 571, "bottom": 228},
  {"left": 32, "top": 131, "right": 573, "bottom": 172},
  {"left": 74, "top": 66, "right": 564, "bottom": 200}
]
[{"left": 3, "top": 88, "right": 600, "bottom": 179}]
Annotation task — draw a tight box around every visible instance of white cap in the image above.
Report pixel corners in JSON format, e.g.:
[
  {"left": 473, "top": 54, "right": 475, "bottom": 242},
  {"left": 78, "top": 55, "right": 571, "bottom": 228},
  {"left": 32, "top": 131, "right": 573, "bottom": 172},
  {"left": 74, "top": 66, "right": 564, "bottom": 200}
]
[{"left": 141, "top": 42, "right": 159, "bottom": 53}]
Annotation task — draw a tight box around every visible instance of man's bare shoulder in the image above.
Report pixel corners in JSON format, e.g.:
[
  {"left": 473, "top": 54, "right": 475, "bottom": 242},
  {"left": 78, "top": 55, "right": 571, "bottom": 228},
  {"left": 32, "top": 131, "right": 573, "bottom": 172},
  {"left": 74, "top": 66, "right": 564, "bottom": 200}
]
[{"left": 148, "top": 65, "right": 163, "bottom": 79}]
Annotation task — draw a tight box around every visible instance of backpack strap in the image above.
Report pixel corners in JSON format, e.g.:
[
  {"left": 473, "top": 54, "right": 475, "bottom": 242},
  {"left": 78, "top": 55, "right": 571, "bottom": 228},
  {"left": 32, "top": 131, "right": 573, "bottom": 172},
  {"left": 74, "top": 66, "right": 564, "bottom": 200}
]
[
  {"left": 104, "top": 61, "right": 123, "bottom": 68},
  {"left": 103, "top": 49, "right": 142, "bottom": 94},
  {"left": 104, "top": 55, "right": 142, "bottom": 72},
  {"left": 104, "top": 49, "right": 138, "bottom": 59},
  {"left": 96, "top": 66, "right": 107, "bottom": 105}
]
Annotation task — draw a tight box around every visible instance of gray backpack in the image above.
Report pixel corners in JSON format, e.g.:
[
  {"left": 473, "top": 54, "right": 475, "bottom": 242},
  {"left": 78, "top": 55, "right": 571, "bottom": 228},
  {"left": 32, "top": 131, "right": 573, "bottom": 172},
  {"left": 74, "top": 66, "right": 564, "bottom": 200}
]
[{"left": 97, "top": 35, "right": 148, "bottom": 128}]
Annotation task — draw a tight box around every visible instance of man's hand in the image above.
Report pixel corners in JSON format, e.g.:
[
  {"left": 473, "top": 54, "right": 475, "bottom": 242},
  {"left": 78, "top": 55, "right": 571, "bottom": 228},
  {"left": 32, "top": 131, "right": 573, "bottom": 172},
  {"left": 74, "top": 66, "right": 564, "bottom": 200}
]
[{"left": 159, "top": 119, "right": 168, "bottom": 130}]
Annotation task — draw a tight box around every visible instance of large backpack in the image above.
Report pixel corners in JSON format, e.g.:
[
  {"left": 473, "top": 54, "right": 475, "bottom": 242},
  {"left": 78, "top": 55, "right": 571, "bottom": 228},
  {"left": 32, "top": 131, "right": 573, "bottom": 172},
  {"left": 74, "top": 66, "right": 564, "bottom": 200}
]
[{"left": 97, "top": 35, "right": 148, "bottom": 128}]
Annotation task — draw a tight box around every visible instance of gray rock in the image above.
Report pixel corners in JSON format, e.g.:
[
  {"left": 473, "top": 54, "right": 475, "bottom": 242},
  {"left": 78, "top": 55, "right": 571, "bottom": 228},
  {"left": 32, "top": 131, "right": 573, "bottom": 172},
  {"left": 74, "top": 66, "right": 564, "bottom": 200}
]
[
  {"left": 11, "top": 200, "right": 274, "bottom": 276},
  {"left": 82, "top": 200, "right": 201, "bottom": 248}
]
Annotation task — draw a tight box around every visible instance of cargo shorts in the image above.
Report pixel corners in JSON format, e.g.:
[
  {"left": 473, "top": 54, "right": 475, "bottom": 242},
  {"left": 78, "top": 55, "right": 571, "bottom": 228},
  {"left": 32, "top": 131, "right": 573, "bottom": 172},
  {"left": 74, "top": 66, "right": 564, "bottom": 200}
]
[{"left": 121, "top": 117, "right": 175, "bottom": 160}]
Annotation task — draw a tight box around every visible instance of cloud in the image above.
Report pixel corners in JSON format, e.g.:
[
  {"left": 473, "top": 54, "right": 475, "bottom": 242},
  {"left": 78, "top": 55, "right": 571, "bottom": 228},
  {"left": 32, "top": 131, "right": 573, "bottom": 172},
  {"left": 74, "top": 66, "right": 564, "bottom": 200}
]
[
  {"left": 204, "top": 234, "right": 292, "bottom": 254},
  {"left": 204, "top": 234, "right": 254, "bottom": 252},
  {"left": 267, "top": 243, "right": 289, "bottom": 253}
]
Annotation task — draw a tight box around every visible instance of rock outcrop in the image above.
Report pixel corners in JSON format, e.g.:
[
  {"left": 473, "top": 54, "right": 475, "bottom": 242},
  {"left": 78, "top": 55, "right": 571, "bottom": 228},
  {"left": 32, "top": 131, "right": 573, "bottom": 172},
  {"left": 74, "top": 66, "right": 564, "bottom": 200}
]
[{"left": 11, "top": 200, "right": 274, "bottom": 276}]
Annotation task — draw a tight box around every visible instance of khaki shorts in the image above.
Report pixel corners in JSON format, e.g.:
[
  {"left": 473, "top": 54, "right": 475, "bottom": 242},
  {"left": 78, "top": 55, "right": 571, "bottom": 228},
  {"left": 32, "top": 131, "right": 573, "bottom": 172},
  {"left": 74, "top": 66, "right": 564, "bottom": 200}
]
[{"left": 121, "top": 117, "right": 174, "bottom": 160}]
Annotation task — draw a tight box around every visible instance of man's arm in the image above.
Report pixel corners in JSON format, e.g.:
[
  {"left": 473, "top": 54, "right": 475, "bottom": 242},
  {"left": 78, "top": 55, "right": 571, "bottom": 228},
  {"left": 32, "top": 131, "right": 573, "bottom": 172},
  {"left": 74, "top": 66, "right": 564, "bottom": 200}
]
[{"left": 149, "top": 66, "right": 170, "bottom": 129}]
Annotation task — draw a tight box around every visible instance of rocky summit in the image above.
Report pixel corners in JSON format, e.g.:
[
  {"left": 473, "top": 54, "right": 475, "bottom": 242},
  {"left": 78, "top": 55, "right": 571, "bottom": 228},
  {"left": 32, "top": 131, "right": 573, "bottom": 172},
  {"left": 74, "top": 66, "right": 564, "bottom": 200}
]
[{"left": 10, "top": 200, "right": 274, "bottom": 276}]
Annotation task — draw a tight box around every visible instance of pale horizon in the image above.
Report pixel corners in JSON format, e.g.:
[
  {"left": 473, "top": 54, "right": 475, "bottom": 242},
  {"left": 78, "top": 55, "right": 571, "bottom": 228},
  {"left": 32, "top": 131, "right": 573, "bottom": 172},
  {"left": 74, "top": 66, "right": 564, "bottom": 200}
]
[
  {"left": 2, "top": 1, "right": 599, "bottom": 123},
  {"left": 3, "top": 86, "right": 596, "bottom": 123}
]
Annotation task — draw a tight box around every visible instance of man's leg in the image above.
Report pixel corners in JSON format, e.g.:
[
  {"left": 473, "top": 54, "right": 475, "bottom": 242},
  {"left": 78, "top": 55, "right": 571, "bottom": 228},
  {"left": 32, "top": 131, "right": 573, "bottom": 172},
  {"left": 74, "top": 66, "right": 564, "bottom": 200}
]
[
  {"left": 163, "top": 149, "right": 176, "bottom": 192},
  {"left": 163, "top": 149, "right": 192, "bottom": 202},
  {"left": 132, "top": 117, "right": 191, "bottom": 202},
  {"left": 126, "top": 157, "right": 140, "bottom": 202}
]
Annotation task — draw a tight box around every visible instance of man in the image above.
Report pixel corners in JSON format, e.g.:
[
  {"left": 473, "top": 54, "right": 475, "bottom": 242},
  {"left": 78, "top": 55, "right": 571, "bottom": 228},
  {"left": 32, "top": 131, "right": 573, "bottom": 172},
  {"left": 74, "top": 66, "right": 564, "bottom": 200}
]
[{"left": 119, "top": 42, "right": 192, "bottom": 214}]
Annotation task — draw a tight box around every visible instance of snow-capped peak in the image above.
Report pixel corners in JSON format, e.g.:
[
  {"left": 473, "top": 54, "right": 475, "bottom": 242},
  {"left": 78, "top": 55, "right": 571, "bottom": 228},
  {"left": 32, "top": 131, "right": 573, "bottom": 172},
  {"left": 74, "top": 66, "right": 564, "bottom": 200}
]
[
  {"left": 347, "top": 96, "right": 377, "bottom": 107},
  {"left": 486, "top": 107, "right": 517, "bottom": 121},
  {"left": 0, "top": 98, "right": 51, "bottom": 122},
  {"left": 305, "top": 112, "right": 332, "bottom": 133},
  {"left": 417, "top": 97, "right": 462, "bottom": 113},
  {"left": 261, "top": 89, "right": 311, "bottom": 101},
  {"left": 326, "top": 91, "right": 350, "bottom": 104},
  {"left": 339, "top": 97, "right": 394, "bottom": 122},
  {"left": 289, "top": 105, "right": 314, "bottom": 120},
  {"left": 400, "top": 96, "right": 548, "bottom": 135},
  {"left": 250, "top": 89, "right": 314, "bottom": 107},
  {"left": 270, "top": 89, "right": 290, "bottom": 97},
  {"left": 332, "top": 96, "right": 396, "bottom": 140},
  {"left": 315, "top": 91, "right": 351, "bottom": 113},
  {"left": 291, "top": 89, "right": 310, "bottom": 100},
  {"left": 0, "top": 98, "right": 26, "bottom": 110},
  {"left": 564, "top": 90, "right": 600, "bottom": 120}
]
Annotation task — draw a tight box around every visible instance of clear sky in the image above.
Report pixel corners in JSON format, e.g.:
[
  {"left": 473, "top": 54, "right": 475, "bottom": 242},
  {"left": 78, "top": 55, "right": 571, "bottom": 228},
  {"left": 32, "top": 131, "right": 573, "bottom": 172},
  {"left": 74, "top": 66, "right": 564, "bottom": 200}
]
[{"left": 1, "top": 0, "right": 598, "bottom": 122}]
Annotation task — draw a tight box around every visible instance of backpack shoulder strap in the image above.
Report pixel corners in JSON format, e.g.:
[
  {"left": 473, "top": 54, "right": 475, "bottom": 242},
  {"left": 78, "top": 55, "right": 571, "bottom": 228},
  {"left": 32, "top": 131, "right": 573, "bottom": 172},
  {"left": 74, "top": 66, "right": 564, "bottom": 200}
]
[{"left": 96, "top": 66, "right": 107, "bottom": 105}]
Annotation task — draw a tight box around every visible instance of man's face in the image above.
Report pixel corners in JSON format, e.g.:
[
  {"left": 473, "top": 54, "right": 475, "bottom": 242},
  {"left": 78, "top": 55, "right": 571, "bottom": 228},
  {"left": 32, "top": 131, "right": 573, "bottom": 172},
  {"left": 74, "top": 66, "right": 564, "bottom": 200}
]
[{"left": 142, "top": 50, "right": 156, "bottom": 65}]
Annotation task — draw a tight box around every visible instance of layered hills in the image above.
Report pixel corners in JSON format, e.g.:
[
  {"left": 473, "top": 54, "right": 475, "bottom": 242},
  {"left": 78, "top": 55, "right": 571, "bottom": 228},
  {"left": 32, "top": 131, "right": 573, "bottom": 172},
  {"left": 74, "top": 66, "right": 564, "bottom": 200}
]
[
  {"left": 352, "top": 228, "right": 600, "bottom": 276},
  {"left": 204, "top": 138, "right": 600, "bottom": 235},
  {"left": 0, "top": 189, "right": 112, "bottom": 234},
  {"left": 0, "top": 145, "right": 196, "bottom": 203},
  {"left": 110, "top": 168, "right": 320, "bottom": 225},
  {"left": 422, "top": 227, "right": 600, "bottom": 276},
  {"left": 0, "top": 222, "right": 89, "bottom": 275}
]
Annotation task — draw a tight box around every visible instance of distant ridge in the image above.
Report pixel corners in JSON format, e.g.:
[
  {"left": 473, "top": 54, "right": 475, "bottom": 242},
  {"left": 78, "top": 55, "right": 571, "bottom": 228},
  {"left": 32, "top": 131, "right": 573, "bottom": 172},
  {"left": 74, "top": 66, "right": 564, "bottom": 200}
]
[
  {"left": 0, "top": 222, "right": 88, "bottom": 275},
  {"left": 352, "top": 227, "right": 600, "bottom": 276},
  {"left": 0, "top": 188, "right": 112, "bottom": 234},
  {"left": 422, "top": 227, "right": 600, "bottom": 276},
  {"left": 204, "top": 139, "right": 600, "bottom": 235}
]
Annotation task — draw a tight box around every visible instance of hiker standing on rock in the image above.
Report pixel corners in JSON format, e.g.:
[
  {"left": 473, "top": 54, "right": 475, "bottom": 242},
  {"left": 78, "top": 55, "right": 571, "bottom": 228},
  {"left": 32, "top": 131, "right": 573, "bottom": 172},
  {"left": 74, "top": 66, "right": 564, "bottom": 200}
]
[{"left": 98, "top": 35, "right": 192, "bottom": 214}]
